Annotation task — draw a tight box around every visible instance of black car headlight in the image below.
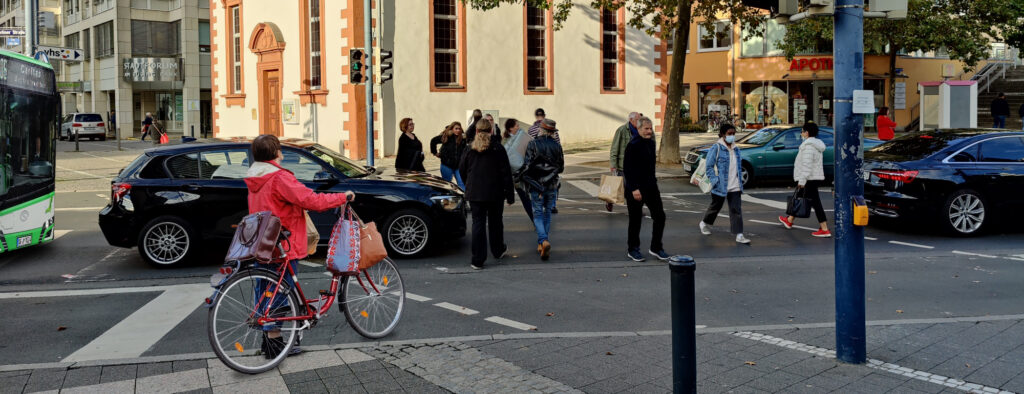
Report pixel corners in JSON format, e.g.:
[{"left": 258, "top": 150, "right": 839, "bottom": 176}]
[{"left": 431, "top": 195, "right": 463, "bottom": 211}]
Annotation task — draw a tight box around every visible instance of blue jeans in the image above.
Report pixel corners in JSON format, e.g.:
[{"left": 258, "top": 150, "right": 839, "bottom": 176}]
[
  {"left": 530, "top": 189, "right": 557, "bottom": 244},
  {"left": 993, "top": 115, "right": 1006, "bottom": 129},
  {"left": 253, "top": 260, "right": 297, "bottom": 331},
  {"left": 440, "top": 164, "right": 465, "bottom": 189}
]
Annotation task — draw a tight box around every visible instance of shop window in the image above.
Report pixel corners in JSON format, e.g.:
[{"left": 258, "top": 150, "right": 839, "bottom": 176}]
[
  {"left": 431, "top": 0, "right": 466, "bottom": 90},
  {"left": 601, "top": 7, "right": 625, "bottom": 92},
  {"left": 741, "top": 82, "right": 789, "bottom": 126},
  {"left": 698, "top": 83, "right": 732, "bottom": 131},
  {"left": 524, "top": 4, "right": 553, "bottom": 93},
  {"left": 94, "top": 22, "right": 113, "bottom": 57},
  {"left": 131, "top": 21, "right": 180, "bottom": 56},
  {"left": 698, "top": 21, "right": 731, "bottom": 52}
]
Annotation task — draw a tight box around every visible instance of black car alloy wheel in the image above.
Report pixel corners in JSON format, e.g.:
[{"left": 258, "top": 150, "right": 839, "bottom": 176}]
[
  {"left": 383, "top": 209, "right": 431, "bottom": 257},
  {"left": 139, "top": 216, "right": 197, "bottom": 267},
  {"left": 944, "top": 189, "right": 986, "bottom": 236}
]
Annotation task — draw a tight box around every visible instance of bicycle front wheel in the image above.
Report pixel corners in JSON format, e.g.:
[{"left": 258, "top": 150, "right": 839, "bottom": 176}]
[
  {"left": 340, "top": 258, "right": 405, "bottom": 339},
  {"left": 208, "top": 269, "right": 301, "bottom": 374}
]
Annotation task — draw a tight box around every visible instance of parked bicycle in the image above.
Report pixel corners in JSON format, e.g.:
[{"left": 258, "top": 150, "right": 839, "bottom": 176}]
[{"left": 205, "top": 210, "right": 405, "bottom": 374}]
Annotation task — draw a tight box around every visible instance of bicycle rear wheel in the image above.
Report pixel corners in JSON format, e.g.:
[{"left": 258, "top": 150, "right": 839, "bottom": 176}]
[
  {"left": 341, "top": 258, "right": 405, "bottom": 339},
  {"left": 208, "top": 269, "right": 301, "bottom": 374}
]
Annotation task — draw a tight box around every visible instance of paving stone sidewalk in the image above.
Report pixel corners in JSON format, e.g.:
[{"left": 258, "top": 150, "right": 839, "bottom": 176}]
[{"left": 3, "top": 318, "right": 1022, "bottom": 393}]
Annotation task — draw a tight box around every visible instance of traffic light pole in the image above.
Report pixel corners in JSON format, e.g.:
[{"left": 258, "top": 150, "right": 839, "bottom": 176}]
[
  {"left": 832, "top": 0, "right": 867, "bottom": 364},
  {"left": 363, "top": 0, "right": 374, "bottom": 167}
]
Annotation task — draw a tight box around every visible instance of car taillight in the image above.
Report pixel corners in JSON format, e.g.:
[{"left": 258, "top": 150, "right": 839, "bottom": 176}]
[
  {"left": 97, "top": 122, "right": 104, "bottom": 127},
  {"left": 872, "top": 170, "right": 918, "bottom": 183},
  {"left": 111, "top": 183, "right": 131, "bottom": 202},
  {"left": 72, "top": 123, "right": 83, "bottom": 127}
]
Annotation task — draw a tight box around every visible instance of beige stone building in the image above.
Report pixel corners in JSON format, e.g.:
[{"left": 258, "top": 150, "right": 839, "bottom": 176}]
[
  {"left": 61, "top": 0, "right": 211, "bottom": 138},
  {"left": 209, "top": 0, "right": 663, "bottom": 159}
]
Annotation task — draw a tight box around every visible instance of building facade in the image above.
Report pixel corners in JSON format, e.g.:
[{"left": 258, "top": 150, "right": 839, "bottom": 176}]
[
  {"left": 60, "top": 0, "right": 210, "bottom": 138},
  {"left": 0, "top": 0, "right": 64, "bottom": 74},
  {"left": 210, "top": 1, "right": 1010, "bottom": 160}
]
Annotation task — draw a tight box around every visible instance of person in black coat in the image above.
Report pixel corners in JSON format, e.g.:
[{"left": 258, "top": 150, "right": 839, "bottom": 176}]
[
  {"left": 517, "top": 119, "right": 563, "bottom": 261},
  {"left": 623, "top": 117, "right": 669, "bottom": 262},
  {"left": 395, "top": 118, "right": 426, "bottom": 172},
  {"left": 991, "top": 93, "right": 1010, "bottom": 129},
  {"left": 429, "top": 121, "right": 467, "bottom": 189},
  {"left": 459, "top": 118, "right": 514, "bottom": 270}
]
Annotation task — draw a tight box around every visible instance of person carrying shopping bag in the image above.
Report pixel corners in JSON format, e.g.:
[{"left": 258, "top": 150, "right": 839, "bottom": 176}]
[
  {"left": 699, "top": 124, "right": 751, "bottom": 244},
  {"left": 779, "top": 121, "right": 831, "bottom": 237},
  {"left": 608, "top": 112, "right": 641, "bottom": 212},
  {"left": 459, "top": 118, "right": 514, "bottom": 270},
  {"left": 518, "top": 119, "right": 564, "bottom": 261}
]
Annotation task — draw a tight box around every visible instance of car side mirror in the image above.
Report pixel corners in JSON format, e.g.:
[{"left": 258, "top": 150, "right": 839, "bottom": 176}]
[
  {"left": 772, "top": 144, "right": 786, "bottom": 151},
  {"left": 313, "top": 170, "right": 338, "bottom": 183}
]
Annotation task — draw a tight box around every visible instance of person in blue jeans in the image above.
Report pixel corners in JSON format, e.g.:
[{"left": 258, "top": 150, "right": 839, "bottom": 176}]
[
  {"left": 517, "top": 119, "right": 564, "bottom": 260},
  {"left": 991, "top": 93, "right": 1010, "bottom": 129},
  {"left": 429, "top": 121, "right": 467, "bottom": 189}
]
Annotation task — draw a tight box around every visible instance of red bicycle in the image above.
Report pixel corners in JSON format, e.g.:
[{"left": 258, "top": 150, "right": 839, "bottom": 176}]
[{"left": 206, "top": 231, "right": 405, "bottom": 374}]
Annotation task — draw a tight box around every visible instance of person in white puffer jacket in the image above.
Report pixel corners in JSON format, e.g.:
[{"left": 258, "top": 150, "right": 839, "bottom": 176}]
[{"left": 779, "top": 121, "right": 832, "bottom": 238}]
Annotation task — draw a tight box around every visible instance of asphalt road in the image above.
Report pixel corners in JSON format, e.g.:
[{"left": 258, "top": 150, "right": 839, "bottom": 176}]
[{"left": 0, "top": 140, "right": 1021, "bottom": 366}]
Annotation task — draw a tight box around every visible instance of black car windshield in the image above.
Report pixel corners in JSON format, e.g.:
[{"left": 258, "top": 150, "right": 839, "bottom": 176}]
[
  {"left": 868, "top": 132, "right": 968, "bottom": 161},
  {"left": 308, "top": 145, "right": 370, "bottom": 178},
  {"left": 738, "top": 128, "right": 786, "bottom": 146}
]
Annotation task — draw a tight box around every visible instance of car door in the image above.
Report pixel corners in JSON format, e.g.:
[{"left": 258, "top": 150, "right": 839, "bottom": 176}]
[
  {"left": 764, "top": 129, "right": 802, "bottom": 176},
  {"left": 162, "top": 151, "right": 208, "bottom": 233},
  {"left": 278, "top": 148, "right": 347, "bottom": 239},
  {"left": 197, "top": 148, "right": 252, "bottom": 240},
  {"left": 976, "top": 136, "right": 1024, "bottom": 207}
]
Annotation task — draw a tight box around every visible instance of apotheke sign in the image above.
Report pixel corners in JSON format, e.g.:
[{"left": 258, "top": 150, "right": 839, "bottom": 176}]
[
  {"left": 789, "top": 57, "right": 834, "bottom": 72},
  {"left": 122, "top": 57, "right": 182, "bottom": 82}
]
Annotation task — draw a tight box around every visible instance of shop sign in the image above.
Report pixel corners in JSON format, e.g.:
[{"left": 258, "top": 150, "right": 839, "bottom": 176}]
[
  {"left": 122, "top": 57, "right": 182, "bottom": 82},
  {"left": 789, "top": 57, "right": 833, "bottom": 71},
  {"left": 57, "top": 81, "right": 83, "bottom": 92}
]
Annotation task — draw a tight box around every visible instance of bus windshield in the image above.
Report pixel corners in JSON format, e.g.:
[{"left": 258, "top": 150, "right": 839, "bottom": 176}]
[{"left": 0, "top": 56, "right": 58, "bottom": 211}]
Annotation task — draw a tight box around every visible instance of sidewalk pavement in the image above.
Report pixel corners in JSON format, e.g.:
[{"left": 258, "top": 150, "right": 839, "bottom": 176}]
[{"left": 4, "top": 317, "right": 1022, "bottom": 393}]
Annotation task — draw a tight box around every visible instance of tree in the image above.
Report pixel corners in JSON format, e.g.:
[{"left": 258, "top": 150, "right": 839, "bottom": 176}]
[
  {"left": 776, "top": 0, "right": 1024, "bottom": 118},
  {"left": 463, "top": 0, "right": 765, "bottom": 164}
]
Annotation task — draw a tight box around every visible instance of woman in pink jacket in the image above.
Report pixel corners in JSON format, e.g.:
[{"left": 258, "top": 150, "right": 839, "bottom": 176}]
[{"left": 244, "top": 135, "right": 354, "bottom": 358}]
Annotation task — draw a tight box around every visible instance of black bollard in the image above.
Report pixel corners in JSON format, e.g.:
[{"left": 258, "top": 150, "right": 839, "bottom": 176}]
[{"left": 669, "top": 255, "right": 696, "bottom": 393}]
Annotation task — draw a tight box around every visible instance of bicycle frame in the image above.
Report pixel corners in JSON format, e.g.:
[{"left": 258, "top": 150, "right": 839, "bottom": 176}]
[{"left": 252, "top": 260, "right": 381, "bottom": 327}]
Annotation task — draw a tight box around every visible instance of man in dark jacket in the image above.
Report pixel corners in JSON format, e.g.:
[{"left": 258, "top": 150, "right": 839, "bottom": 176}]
[
  {"left": 623, "top": 117, "right": 669, "bottom": 262},
  {"left": 518, "top": 119, "right": 564, "bottom": 260},
  {"left": 459, "top": 119, "right": 514, "bottom": 270},
  {"left": 991, "top": 93, "right": 1010, "bottom": 129}
]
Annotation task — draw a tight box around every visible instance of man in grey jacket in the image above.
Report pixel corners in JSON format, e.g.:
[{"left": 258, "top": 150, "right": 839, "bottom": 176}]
[{"left": 607, "top": 112, "right": 641, "bottom": 211}]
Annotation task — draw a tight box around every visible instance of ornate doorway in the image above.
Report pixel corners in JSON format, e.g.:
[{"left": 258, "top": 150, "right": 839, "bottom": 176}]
[{"left": 249, "top": 23, "right": 286, "bottom": 136}]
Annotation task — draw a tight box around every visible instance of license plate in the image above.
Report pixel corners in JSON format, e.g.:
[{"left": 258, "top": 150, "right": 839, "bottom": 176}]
[
  {"left": 15, "top": 235, "right": 32, "bottom": 247},
  {"left": 683, "top": 164, "right": 692, "bottom": 172}
]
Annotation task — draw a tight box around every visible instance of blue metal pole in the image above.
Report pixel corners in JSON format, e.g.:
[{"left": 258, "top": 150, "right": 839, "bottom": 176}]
[{"left": 833, "top": 0, "right": 867, "bottom": 364}]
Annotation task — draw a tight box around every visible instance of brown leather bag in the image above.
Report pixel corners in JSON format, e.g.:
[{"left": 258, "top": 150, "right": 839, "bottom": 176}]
[
  {"left": 358, "top": 221, "right": 388, "bottom": 269},
  {"left": 225, "top": 211, "right": 282, "bottom": 263}
]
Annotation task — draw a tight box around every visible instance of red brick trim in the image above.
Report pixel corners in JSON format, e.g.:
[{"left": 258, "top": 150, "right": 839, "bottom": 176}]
[
  {"left": 523, "top": 4, "right": 554, "bottom": 95},
  {"left": 296, "top": 0, "right": 329, "bottom": 106},
  {"left": 222, "top": 0, "right": 246, "bottom": 106},
  {"left": 600, "top": 7, "right": 626, "bottom": 95},
  {"left": 341, "top": 0, "right": 369, "bottom": 159},
  {"left": 211, "top": 1, "right": 220, "bottom": 136}
]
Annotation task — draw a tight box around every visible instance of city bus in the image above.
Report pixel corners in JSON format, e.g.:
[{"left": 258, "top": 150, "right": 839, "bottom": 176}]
[{"left": 0, "top": 50, "right": 59, "bottom": 254}]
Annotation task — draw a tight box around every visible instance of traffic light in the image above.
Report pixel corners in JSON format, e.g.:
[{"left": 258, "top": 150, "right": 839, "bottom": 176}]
[
  {"left": 349, "top": 49, "right": 365, "bottom": 84},
  {"left": 378, "top": 50, "right": 393, "bottom": 84}
]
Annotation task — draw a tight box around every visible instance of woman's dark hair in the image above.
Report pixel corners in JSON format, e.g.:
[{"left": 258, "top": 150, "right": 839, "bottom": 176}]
[
  {"left": 472, "top": 109, "right": 483, "bottom": 122},
  {"left": 803, "top": 121, "right": 819, "bottom": 137},
  {"left": 252, "top": 134, "right": 281, "bottom": 162},
  {"left": 503, "top": 118, "right": 518, "bottom": 139},
  {"left": 399, "top": 118, "right": 413, "bottom": 133},
  {"left": 718, "top": 123, "right": 736, "bottom": 137},
  {"left": 878, "top": 107, "right": 889, "bottom": 116}
]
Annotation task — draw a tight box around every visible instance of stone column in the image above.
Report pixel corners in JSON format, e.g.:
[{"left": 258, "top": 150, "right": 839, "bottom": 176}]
[{"left": 181, "top": 0, "right": 200, "bottom": 137}]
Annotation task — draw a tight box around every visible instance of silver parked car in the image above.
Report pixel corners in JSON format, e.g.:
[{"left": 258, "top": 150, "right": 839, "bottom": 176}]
[{"left": 60, "top": 113, "right": 107, "bottom": 141}]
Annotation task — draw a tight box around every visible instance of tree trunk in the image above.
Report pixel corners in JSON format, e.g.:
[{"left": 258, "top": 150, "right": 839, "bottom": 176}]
[
  {"left": 657, "top": 0, "right": 692, "bottom": 165},
  {"left": 887, "top": 43, "right": 898, "bottom": 124}
]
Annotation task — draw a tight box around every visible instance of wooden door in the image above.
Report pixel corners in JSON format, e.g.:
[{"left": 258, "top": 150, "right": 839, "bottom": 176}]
[{"left": 263, "top": 70, "right": 282, "bottom": 136}]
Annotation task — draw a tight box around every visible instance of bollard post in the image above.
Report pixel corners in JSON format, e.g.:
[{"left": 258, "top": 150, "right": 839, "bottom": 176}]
[
  {"left": 74, "top": 131, "right": 79, "bottom": 152},
  {"left": 669, "top": 255, "right": 696, "bottom": 393}
]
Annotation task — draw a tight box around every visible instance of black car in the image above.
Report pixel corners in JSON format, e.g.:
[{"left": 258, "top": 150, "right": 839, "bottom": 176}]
[
  {"left": 863, "top": 129, "right": 1024, "bottom": 236},
  {"left": 99, "top": 138, "right": 467, "bottom": 267}
]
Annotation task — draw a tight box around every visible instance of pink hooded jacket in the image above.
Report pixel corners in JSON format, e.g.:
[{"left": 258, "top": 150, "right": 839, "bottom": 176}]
[{"left": 244, "top": 161, "right": 348, "bottom": 261}]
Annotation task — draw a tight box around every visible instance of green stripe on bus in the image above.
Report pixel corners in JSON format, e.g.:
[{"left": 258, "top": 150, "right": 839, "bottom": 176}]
[{"left": 0, "top": 193, "right": 55, "bottom": 217}]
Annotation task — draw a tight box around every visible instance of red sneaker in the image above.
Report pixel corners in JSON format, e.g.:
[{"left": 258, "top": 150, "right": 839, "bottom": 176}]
[
  {"left": 812, "top": 229, "right": 832, "bottom": 238},
  {"left": 778, "top": 216, "right": 793, "bottom": 229}
]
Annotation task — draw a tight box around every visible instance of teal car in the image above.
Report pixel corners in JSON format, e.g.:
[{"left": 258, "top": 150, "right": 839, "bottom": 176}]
[{"left": 682, "top": 125, "right": 884, "bottom": 187}]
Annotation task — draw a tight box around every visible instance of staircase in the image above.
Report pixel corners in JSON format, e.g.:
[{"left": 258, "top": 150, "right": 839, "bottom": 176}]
[{"left": 977, "top": 64, "right": 1024, "bottom": 130}]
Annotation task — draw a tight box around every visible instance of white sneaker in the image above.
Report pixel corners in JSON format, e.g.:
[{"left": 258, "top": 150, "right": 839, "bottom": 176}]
[
  {"left": 735, "top": 234, "right": 751, "bottom": 244},
  {"left": 699, "top": 221, "right": 712, "bottom": 236}
]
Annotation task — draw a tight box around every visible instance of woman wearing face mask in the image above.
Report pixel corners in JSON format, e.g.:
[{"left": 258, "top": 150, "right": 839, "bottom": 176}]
[
  {"left": 699, "top": 124, "right": 750, "bottom": 244},
  {"left": 779, "top": 121, "right": 831, "bottom": 237}
]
